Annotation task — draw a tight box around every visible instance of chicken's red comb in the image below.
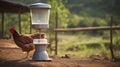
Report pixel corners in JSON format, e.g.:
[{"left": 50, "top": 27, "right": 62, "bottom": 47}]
[
  {"left": 9, "top": 26, "right": 15, "bottom": 30},
  {"left": 9, "top": 26, "right": 15, "bottom": 34}
]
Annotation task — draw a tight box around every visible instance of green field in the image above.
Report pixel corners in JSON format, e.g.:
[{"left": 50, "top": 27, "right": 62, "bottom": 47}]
[{"left": 48, "top": 33, "right": 120, "bottom": 59}]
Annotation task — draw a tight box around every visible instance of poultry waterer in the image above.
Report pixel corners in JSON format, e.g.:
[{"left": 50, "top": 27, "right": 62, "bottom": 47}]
[
  {"left": 30, "top": 3, "right": 52, "bottom": 61},
  {"left": 32, "top": 35, "right": 52, "bottom": 61}
]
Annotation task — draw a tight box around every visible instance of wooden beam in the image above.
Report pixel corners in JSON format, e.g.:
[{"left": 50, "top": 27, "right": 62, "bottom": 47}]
[
  {"left": 18, "top": 11, "right": 21, "bottom": 34},
  {"left": 30, "top": 14, "right": 32, "bottom": 34},
  {"left": 1, "top": 12, "right": 4, "bottom": 38},
  {"left": 54, "top": 26, "right": 120, "bottom": 32}
]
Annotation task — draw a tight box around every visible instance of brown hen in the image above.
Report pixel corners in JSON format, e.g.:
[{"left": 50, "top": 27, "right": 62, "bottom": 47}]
[{"left": 9, "top": 26, "right": 45, "bottom": 59}]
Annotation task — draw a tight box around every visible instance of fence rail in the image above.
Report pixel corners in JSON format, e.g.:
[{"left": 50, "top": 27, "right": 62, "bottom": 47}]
[
  {"left": 54, "top": 15, "right": 118, "bottom": 61},
  {"left": 54, "top": 26, "right": 120, "bottom": 32}
]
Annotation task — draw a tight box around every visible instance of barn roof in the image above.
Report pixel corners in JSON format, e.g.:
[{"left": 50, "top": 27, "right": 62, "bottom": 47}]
[{"left": 0, "top": 0, "right": 30, "bottom": 13}]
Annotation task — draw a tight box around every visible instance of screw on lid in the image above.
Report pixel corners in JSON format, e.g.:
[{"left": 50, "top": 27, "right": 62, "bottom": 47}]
[{"left": 29, "top": 3, "right": 51, "bottom": 9}]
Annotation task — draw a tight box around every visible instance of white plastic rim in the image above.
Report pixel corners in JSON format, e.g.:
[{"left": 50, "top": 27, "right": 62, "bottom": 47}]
[{"left": 33, "top": 39, "right": 49, "bottom": 44}]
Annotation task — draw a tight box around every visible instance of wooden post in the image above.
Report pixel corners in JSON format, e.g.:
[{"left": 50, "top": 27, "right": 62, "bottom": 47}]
[
  {"left": 55, "top": 11, "right": 58, "bottom": 55},
  {"left": 110, "top": 16, "right": 115, "bottom": 61},
  {"left": 30, "top": 14, "right": 32, "bottom": 34},
  {"left": 1, "top": 12, "right": 4, "bottom": 38},
  {"left": 18, "top": 11, "right": 21, "bottom": 34}
]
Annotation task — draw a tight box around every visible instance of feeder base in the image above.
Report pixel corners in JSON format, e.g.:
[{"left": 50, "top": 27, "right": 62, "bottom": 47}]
[{"left": 32, "top": 50, "right": 52, "bottom": 61}]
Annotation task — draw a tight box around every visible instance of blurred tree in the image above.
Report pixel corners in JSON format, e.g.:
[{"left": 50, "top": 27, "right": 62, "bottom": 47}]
[
  {"left": 48, "top": 0, "right": 70, "bottom": 28},
  {"left": 1, "top": 0, "right": 120, "bottom": 37}
]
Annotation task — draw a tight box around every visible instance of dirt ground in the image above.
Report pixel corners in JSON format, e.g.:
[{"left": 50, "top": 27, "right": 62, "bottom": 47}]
[{"left": 0, "top": 39, "right": 120, "bottom": 67}]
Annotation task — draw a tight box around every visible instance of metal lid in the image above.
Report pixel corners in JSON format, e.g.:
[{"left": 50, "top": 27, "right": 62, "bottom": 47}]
[{"left": 29, "top": 3, "right": 51, "bottom": 9}]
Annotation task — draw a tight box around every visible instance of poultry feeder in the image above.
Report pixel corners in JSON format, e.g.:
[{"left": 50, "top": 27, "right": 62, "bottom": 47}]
[
  {"left": 32, "top": 37, "right": 52, "bottom": 61},
  {"left": 30, "top": 3, "right": 52, "bottom": 61}
]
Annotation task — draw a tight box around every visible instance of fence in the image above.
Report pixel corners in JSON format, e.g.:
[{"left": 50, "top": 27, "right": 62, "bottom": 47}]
[{"left": 54, "top": 15, "right": 120, "bottom": 60}]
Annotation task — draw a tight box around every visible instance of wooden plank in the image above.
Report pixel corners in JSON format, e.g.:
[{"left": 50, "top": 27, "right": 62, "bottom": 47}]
[{"left": 54, "top": 26, "right": 120, "bottom": 32}]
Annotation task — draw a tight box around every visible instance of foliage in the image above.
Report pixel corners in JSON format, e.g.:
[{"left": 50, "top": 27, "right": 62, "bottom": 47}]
[
  {"left": 1, "top": 0, "right": 120, "bottom": 37},
  {"left": 63, "top": 0, "right": 120, "bottom": 17},
  {"left": 114, "top": 31, "right": 120, "bottom": 50},
  {"left": 48, "top": 0, "right": 70, "bottom": 29},
  {"left": 57, "top": 34, "right": 111, "bottom": 58}
]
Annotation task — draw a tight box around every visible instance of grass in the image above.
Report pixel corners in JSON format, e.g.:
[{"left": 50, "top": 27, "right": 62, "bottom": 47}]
[
  {"left": 47, "top": 33, "right": 120, "bottom": 59},
  {"left": 51, "top": 34, "right": 111, "bottom": 58}
]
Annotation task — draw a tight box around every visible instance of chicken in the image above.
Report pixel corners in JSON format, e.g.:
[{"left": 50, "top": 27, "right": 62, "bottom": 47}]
[{"left": 9, "top": 26, "right": 45, "bottom": 59}]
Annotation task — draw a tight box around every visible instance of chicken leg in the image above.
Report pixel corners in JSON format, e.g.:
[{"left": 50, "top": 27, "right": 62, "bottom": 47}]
[{"left": 25, "top": 51, "right": 30, "bottom": 60}]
